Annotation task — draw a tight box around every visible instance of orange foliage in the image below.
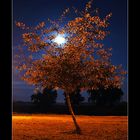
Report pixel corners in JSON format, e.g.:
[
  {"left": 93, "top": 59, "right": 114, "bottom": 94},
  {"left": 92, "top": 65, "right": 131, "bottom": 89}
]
[{"left": 15, "top": 0, "right": 126, "bottom": 93}]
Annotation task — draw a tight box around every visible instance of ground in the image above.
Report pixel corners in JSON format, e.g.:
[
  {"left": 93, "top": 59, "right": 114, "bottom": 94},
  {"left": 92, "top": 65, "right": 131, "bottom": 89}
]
[{"left": 12, "top": 114, "right": 128, "bottom": 140}]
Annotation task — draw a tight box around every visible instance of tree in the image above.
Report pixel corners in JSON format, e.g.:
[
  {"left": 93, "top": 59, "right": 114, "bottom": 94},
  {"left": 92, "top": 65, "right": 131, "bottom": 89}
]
[
  {"left": 88, "top": 87, "right": 124, "bottom": 106},
  {"left": 31, "top": 87, "right": 57, "bottom": 107},
  {"left": 42, "top": 87, "right": 57, "bottom": 105},
  {"left": 15, "top": 0, "right": 126, "bottom": 134},
  {"left": 64, "top": 88, "right": 85, "bottom": 106},
  {"left": 31, "top": 89, "right": 42, "bottom": 105},
  {"left": 64, "top": 88, "right": 85, "bottom": 114}
]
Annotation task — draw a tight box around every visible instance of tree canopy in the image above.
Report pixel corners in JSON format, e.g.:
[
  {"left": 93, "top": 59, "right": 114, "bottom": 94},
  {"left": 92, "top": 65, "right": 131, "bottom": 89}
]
[{"left": 15, "top": 0, "right": 126, "bottom": 94}]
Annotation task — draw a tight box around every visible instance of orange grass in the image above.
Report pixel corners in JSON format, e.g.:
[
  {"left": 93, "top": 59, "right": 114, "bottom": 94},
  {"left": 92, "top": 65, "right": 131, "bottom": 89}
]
[{"left": 12, "top": 114, "right": 128, "bottom": 140}]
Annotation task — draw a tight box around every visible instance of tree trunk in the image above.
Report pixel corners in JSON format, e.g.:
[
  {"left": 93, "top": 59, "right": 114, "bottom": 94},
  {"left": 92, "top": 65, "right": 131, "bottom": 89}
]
[{"left": 65, "top": 92, "right": 81, "bottom": 134}]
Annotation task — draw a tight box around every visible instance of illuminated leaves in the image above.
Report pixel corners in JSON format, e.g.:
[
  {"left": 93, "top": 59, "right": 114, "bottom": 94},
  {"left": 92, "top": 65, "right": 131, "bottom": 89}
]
[
  {"left": 85, "top": 0, "right": 93, "bottom": 11},
  {"left": 35, "top": 22, "right": 45, "bottom": 30},
  {"left": 60, "top": 8, "right": 70, "bottom": 20},
  {"left": 22, "top": 33, "right": 32, "bottom": 43},
  {"left": 15, "top": 0, "right": 126, "bottom": 92},
  {"left": 15, "top": 21, "right": 29, "bottom": 30}
]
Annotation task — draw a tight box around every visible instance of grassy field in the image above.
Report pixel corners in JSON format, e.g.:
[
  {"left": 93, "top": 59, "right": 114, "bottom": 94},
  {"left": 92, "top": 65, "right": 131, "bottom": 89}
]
[{"left": 12, "top": 114, "right": 128, "bottom": 140}]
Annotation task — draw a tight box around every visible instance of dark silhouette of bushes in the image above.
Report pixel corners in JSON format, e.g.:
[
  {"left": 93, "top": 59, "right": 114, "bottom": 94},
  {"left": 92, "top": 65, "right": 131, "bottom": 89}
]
[
  {"left": 13, "top": 101, "right": 127, "bottom": 115},
  {"left": 13, "top": 87, "right": 127, "bottom": 115},
  {"left": 31, "top": 88, "right": 57, "bottom": 112},
  {"left": 88, "top": 87, "right": 124, "bottom": 107}
]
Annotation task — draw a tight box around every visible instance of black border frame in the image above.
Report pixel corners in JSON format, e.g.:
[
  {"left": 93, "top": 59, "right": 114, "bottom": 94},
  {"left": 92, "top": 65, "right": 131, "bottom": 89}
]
[{"left": 0, "top": 0, "right": 12, "bottom": 140}]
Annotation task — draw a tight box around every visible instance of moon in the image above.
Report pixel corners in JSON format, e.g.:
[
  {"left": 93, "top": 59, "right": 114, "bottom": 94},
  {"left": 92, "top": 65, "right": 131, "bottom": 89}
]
[{"left": 54, "top": 34, "right": 66, "bottom": 45}]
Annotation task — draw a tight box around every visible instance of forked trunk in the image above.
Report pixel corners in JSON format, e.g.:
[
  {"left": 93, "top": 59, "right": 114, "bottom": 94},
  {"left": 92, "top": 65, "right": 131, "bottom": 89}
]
[{"left": 65, "top": 92, "right": 81, "bottom": 134}]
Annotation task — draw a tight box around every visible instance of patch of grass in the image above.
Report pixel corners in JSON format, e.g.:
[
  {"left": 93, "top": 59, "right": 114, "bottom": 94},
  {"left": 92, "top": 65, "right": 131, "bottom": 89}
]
[{"left": 12, "top": 115, "right": 128, "bottom": 140}]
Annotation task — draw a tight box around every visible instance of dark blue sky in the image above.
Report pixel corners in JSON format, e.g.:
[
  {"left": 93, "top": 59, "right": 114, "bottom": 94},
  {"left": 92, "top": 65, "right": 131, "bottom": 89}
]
[{"left": 13, "top": 0, "right": 128, "bottom": 102}]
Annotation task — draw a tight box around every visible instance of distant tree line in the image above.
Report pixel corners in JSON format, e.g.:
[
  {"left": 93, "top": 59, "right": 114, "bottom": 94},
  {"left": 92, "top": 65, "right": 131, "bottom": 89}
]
[
  {"left": 31, "top": 87, "right": 57, "bottom": 107},
  {"left": 31, "top": 87, "right": 124, "bottom": 108},
  {"left": 88, "top": 87, "right": 124, "bottom": 107}
]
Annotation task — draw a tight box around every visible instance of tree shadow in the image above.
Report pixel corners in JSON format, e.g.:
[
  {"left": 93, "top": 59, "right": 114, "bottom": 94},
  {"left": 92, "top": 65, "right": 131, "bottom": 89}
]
[{"left": 61, "top": 130, "right": 83, "bottom": 135}]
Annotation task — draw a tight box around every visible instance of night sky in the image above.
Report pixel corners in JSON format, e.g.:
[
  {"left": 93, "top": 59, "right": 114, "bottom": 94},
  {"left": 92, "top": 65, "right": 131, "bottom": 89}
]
[{"left": 13, "top": 0, "right": 128, "bottom": 102}]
